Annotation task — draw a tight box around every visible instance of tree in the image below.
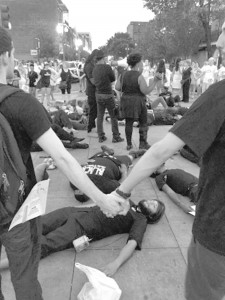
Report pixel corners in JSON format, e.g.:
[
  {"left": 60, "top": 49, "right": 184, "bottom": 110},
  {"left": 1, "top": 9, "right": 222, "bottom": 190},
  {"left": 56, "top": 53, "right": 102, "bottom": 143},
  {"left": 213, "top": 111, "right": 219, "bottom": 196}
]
[
  {"left": 36, "top": 28, "right": 59, "bottom": 59},
  {"left": 101, "top": 32, "right": 135, "bottom": 59},
  {"left": 144, "top": 0, "right": 225, "bottom": 58}
]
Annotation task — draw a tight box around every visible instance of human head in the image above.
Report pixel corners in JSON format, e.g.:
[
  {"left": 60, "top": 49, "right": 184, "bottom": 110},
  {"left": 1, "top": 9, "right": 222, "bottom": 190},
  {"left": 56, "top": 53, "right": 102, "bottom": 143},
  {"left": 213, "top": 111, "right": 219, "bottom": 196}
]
[
  {"left": 138, "top": 199, "right": 165, "bottom": 224},
  {"left": 95, "top": 50, "right": 105, "bottom": 62},
  {"left": 208, "top": 57, "right": 215, "bottom": 66},
  {"left": 62, "top": 61, "right": 69, "bottom": 69},
  {"left": 86, "top": 49, "right": 99, "bottom": 63},
  {"left": 0, "top": 26, "right": 14, "bottom": 80},
  {"left": 127, "top": 53, "right": 143, "bottom": 73},
  {"left": 186, "top": 59, "right": 192, "bottom": 67},
  {"left": 44, "top": 62, "right": 49, "bottom": 69},
  {"left": 175, "top": 58, "right": 181, "bottom": 71},
  {"left": 30, "top": 63, "right": 34, "bottom": 70}
]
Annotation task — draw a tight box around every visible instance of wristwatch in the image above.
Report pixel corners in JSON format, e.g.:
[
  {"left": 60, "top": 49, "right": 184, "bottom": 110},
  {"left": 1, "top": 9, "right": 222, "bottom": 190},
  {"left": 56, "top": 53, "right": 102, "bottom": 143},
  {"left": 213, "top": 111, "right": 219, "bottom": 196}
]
[{"left": 116, "top": 189, "right": 131, "bottom": 199}]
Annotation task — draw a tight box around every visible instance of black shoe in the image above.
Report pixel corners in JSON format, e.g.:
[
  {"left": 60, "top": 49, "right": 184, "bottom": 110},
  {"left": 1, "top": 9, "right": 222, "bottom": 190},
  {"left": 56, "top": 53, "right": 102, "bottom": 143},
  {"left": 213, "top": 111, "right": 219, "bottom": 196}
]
[
  {"left": 74, "top": 190, "right": 89, "bottom": 203},
  {"left": 101, "top": 145, "right": 114, "bottom": 155},
  {"left": 129, "top": 149, "right": 146, "bottom": 158},
  {"left": 99, "top": 136, "right": 107, "bottom": 143},
  {"left": 70, "top": 140, "right": 89, "bottom": 149},
  {"left": 112, "top": 136, "right": 124, "bottom": 143},
  {"left": 139, "top": 143, "right": 151, "bottom": 150},
  {"left": 126, "top": 144, "right": 133, "bottom": 151}
]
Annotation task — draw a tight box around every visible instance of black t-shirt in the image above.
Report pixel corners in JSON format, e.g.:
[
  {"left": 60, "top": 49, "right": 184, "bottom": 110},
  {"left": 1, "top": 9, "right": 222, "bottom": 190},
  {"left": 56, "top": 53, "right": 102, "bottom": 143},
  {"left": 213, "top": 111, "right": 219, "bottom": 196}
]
[
  {"left": 72, "top": 201, "right": 147, "bottom": 249},
  {"left": 28, "top": 71, "right": 38, "bottom": 87},
  {"left": 40, "top": 69, "right": 51, "bottom": 87},
  {"left": 0, "top": 84, "right": 51, "bottom": 195},
  {"left": 155, "top": 169, "right": 198, "bottom": 196},
  {"left": 170, "top": 80, "right": 225, "bottom": 255},
  {"left": 92, "top": 64, "right": 115, "bottom": 94},
  {"left": 82, "top": 156, "right": 121, "bottom": 193}
]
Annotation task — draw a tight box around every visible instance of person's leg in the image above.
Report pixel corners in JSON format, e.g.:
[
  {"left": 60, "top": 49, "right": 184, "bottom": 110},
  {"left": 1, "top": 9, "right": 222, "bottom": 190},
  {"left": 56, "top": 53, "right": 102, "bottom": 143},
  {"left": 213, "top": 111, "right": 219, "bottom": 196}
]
[
  {"left": 2, "top": 218, "right": 43, "bottom": 300},
  {"left": 125, "top": 118, "right": 134, "bottom": 150},
  {"left": 0, "top": 242, "right": 5, "bottom": 300},
  {"left": 66, "top": 86, "right": 71, "bottom": 103},
  {"left": 41, "top": 216, "right": 84, "bottom": 258},
  {"left": 40, "top": 87, "right": 45, "bottom": 104},
  {"left": 96, "top": 96, "right": 106, "bottom": 141},
  {"left": 185, "top": 237, "right": 225, "bottom": 300},
  {"left": 151, "top": 96, "right": 168, "bottom": 109},
  {"left": 106, "top": 96, "right": 123, "bottom": 142},
  {"left": 69, "top": 119, "right": 87, "bottom": 130},
  {"left": 87, "top": 93, "right": 97, "bottom": 132},
  {"left": 139, "top": 104, "right": 150, "bottom": 150},
  {"left": 45, "top": 87, "right": 51, "bottom": 107},
  {"left": 51, "top": 124, "right": 74, "bottom": 141}
]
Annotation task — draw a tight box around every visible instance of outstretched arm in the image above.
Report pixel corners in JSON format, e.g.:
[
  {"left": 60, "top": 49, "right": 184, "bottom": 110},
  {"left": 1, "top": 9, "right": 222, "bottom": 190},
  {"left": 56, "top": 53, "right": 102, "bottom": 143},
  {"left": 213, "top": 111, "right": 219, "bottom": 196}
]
[
  {"left": 101, "top": 240, "right": 137, "bottom": 276},
  {"left": 162, "top": 184, "right": 194, "bottom": 213}
]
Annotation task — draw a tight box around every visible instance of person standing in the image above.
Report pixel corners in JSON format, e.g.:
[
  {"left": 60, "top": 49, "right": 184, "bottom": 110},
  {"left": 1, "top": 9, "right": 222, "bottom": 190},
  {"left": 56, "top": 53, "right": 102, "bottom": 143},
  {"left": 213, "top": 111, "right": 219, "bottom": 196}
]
[
  {"left": 171, "top": 58, "right": 183, "bottom": 98},
  {"left": 0, "top": 27, "right": 126, "bottom": 300},
  {"left": 181, "top": 59, "right": 192, "bottom": 103},
  {"left": 38, "top": 62, "right": 51, "bottom": 108},
  {"left": 109, "top": 57, "right": 225, "bottom": 299},
  {"left": 115, "top": 53, "right": 159, "bottom": 150},
  {"left": 84, "top": 49, "right": 98, "bottom": 133},
  {"left": 28, "top": 63, "right": 38, "bottom": 97},
  {"left": 92, "top": 50, "right": 124, "bottom": 143},
  {"left": 58, "top": 61, "right": 78, "bottom": 104}
]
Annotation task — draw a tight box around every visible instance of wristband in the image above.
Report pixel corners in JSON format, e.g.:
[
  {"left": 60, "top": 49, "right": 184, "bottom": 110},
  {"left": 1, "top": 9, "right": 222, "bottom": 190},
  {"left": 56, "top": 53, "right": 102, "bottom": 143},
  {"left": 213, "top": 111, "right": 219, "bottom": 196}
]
[{"left": 116, "top": 189, "right": 131, "bottom": 199}]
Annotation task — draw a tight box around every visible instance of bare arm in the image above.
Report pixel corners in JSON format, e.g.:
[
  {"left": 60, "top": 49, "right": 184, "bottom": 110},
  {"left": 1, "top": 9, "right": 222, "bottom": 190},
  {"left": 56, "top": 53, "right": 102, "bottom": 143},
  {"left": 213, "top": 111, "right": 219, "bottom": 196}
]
[
  {"left": 36, "top": 128, "right": 125, "bottom": 215},
  {"left": 162, "top": 184, "right": 193, "bottom": 213},
  {"left": 102, "top": 240, "right": 137, "bottom": 276},
  {"left": 138, "top": 75, "right": 158, "bottom": 95},
  {"left": 118, "top": 132, "right": 185, "bottom": 194}
]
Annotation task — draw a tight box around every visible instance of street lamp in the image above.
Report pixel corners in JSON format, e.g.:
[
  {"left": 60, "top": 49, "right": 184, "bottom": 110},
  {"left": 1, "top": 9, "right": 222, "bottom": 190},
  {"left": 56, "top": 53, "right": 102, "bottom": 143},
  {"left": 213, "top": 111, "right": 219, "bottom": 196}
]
[{"left": 35, "top": 38, "right": 40, "bottom": 61}]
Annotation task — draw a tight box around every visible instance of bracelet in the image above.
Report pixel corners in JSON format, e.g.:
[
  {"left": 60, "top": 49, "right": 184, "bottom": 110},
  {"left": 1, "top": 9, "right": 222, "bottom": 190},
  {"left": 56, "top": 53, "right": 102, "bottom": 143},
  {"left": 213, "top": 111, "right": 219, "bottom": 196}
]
[{"left": 116, "top": 189, "right": 131, "bottom": 199}]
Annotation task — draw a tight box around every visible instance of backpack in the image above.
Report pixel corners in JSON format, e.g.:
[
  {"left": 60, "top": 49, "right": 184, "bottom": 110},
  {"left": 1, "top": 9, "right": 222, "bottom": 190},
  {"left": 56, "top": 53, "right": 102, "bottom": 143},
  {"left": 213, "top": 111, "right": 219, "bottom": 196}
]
[{"left": 0, "top": 86, "right": 27, "bottom": 228}]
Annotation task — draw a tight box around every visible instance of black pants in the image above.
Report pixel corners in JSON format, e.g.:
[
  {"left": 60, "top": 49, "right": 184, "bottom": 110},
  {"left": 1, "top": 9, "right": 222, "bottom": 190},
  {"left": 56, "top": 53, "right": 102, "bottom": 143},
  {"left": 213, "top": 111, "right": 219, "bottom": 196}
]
[
  {"left": 182, "top": 80, "right": 191, "bottom": 102},
  {"left": 41, "top": 207, "right": 84, "bottom": 258},
  {"left": 0, "top": 218, "right": 43, "bottom": 300},
  {"left": 87, "top": 93, "right": 97, "bottom": 131}
]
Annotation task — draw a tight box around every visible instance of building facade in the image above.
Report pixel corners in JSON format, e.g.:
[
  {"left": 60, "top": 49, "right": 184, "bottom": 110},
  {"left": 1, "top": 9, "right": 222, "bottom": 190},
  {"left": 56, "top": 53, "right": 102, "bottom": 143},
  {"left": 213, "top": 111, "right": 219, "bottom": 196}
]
[
  {"left": 1, "top": 0, "right": 68, "bottom": 60},
  {"left": 127, "top": 21, "right": 149, "bottom": 46}
]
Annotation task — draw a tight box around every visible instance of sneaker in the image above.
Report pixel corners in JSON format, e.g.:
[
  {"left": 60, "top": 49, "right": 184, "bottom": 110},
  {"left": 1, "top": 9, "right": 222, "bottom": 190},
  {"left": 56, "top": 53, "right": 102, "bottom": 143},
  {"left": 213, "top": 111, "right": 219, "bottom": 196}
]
[
  {"left": 73, "top": 137, "right": 85, "bottom": 143},
  {"left": 139, "top": 143, "right": 151, "bottom": 150},
  {"left": 129, "top": 149, "right": 146, "bottom": 158},
  {"left": 126, "top": 144, "right": 133, "bottom": 151},
  {"left": 101, "top": 145, "right": 114, "bottom": 155},
  {"left": 112, "top": 136, "right": 124, "bottom": 143},
  {"left": 99, "top": 136, "right": 107, "bottom": 143}
]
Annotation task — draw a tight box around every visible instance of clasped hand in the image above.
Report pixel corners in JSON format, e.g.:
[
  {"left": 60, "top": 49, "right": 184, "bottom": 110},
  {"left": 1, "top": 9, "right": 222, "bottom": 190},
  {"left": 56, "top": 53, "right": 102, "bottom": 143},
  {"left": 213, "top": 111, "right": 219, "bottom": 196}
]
[{"left": 100, "top": 192, "right": 130, "bottom": 218}]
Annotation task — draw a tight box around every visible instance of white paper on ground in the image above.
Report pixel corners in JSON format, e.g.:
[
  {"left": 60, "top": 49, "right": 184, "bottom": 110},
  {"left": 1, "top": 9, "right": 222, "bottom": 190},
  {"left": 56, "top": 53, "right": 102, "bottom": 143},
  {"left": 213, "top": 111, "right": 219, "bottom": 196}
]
[
  {"left": 9, "top": 179, "right": 50, "bottom": 230},
  {"left": 188, "top": 205, "right": 196, "bottom": 216},
  {"left": 76, "top": 262, "right": 121, "bottom": 300}
]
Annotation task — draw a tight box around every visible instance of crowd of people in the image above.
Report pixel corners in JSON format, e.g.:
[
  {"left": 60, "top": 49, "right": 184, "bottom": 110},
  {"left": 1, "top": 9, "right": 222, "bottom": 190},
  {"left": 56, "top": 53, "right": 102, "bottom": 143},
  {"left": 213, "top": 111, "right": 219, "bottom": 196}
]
[{"left": 0, "top": 21, "right": 225, "bottom": 300}]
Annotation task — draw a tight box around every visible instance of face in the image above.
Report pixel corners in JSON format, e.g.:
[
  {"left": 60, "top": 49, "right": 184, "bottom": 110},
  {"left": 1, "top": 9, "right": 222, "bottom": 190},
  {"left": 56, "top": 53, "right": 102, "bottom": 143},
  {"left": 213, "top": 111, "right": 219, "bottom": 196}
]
[
  {"left": 6, "top": 47, "right": 15, "bottom": 80},
  {"left": 138, "top": 60, "right": 144, "bottom": 73},
  {"left": 143, "top": 200, "right": 159, "bottom": 214}
]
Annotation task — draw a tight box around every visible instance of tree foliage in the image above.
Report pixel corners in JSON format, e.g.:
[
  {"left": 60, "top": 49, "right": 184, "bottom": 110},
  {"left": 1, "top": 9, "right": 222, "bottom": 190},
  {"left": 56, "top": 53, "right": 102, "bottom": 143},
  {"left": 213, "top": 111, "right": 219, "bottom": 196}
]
[
  {"left": 101, "top": 33, "right": 135, "bottom": 59},
  {"left": 144, "top": 0, "right": 225, "bottom": 57}
]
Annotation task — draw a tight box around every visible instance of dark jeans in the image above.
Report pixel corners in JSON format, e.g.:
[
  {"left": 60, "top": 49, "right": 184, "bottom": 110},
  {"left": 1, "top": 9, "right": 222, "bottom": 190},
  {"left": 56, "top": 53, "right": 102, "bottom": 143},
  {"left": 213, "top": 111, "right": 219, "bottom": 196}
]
[
  {"left": 87, "top": 93, "right": 97, "bottom": 131},
  {"left": 41, "top": 207, "right": 84, "bottom": 258},
  {"left": 185, "top": 237, "right": 225, "bottom": 300},
  {"left": 182, "top": 80, "right": 191, "bottom": 102},
  {"left": 0, "top": 218, "right": 43, "bottom": 300},
  {"left": 96, "top": 94, "right": 120, "bottom": 138}
]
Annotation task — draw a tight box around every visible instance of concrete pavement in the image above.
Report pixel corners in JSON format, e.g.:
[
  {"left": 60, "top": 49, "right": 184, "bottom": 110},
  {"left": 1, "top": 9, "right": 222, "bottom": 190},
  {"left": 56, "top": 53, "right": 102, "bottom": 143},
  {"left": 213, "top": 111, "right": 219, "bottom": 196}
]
[{"left": 1, "top": 86, "right": 198, "bottom": 300}]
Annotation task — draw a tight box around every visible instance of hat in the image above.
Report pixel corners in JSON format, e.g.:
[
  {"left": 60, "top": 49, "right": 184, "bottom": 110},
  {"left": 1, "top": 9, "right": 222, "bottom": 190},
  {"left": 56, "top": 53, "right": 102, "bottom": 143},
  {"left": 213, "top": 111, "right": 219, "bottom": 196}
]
[
  {"left": 95, "top": 50, "right": 105, "bottom": 60},
  {"left": 44, "top": 61, "right": 49, "bottom": 66}
]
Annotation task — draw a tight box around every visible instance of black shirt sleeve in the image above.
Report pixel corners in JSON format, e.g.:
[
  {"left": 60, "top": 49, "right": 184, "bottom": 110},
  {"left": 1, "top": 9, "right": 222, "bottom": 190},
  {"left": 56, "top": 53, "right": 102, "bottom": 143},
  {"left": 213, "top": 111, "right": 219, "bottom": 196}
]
[
  {"left": 127, "top": 210, "right": 148, "bottom": 250},
  {"left": 155, "top": 172, "right": 167, "bottom": 190},
  {"left": 18, "top": 93, "right": 51, "bottom": 141},
  {"left": 170, "top": 81, "right": 225, "bottom": 158}
]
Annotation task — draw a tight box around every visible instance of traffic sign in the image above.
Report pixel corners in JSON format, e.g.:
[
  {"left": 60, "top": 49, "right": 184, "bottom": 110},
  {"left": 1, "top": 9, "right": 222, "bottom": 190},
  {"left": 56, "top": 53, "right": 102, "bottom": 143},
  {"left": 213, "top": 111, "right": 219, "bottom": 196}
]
[{"left": 30, "top": 49, "right": 38, "bottom": 56}]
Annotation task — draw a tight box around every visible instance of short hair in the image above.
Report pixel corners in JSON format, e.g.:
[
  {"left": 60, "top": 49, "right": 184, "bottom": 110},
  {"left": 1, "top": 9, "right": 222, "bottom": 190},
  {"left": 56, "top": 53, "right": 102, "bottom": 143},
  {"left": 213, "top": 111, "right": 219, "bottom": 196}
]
[
  {"left": 0, "top": 26, "right": 13, "bottom": 56},
  {"left": 127, "top": 53, "right": 142, "bottom": 67},
  {"left": 138, "top": 199, "right": 165, "bottom": 224}
]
